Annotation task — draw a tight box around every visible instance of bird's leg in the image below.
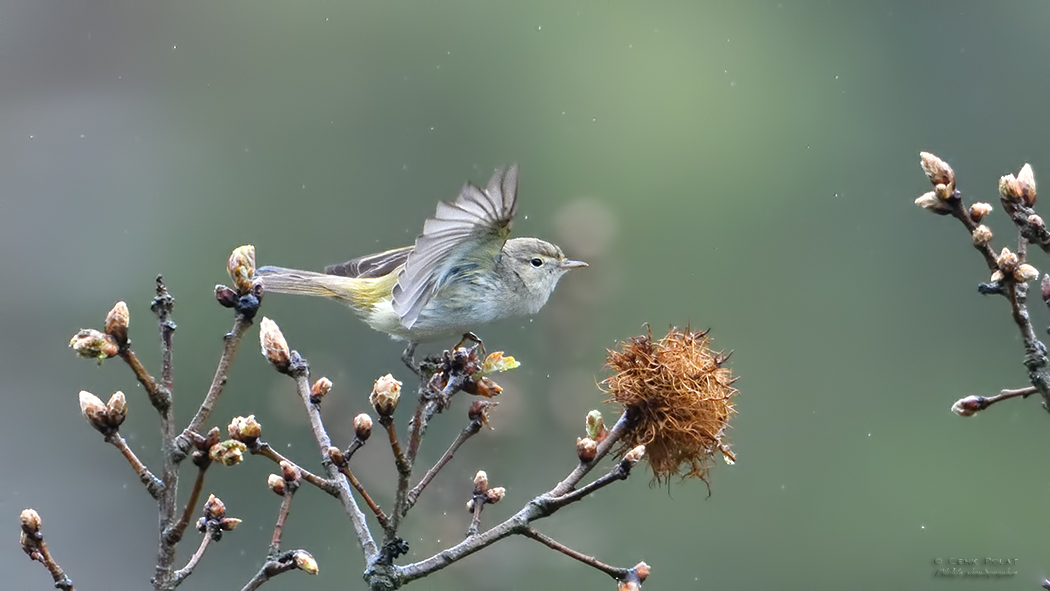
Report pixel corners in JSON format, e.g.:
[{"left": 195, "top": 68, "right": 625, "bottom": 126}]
[
  {"left": 401, "top": 341, "right": 420, "bottom": 375},
  {"left": 455, "top": 332, "right": 486, "bottom": 357}
]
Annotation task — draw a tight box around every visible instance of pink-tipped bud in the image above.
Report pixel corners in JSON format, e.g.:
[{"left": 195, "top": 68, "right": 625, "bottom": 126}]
[
  {"left": 259, "top": 317, "right": 290, "bottom": 371},
  {"left": 969, "top": 202, "right": 992, "bottom": 222}
]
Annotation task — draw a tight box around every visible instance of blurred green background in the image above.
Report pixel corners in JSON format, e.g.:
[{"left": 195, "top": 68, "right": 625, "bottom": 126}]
[{"left": 5, "top": 1, "right": 1050, "bottom": 589}]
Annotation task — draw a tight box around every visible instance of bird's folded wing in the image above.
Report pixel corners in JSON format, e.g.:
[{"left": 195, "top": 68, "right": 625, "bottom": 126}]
[
  {"left": 325, "top": 245, "right": 413, "bottom": 279},
  {"left": 392, "top": 164, "right": 519, "bottom": 329}
]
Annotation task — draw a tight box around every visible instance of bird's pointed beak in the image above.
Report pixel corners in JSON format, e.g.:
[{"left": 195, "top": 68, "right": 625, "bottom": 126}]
[{"left": 560, "top": 259, "right": 588, "bottom": 270}]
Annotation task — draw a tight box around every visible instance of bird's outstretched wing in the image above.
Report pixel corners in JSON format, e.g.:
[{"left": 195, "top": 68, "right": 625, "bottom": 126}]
[{"left": 392, "top": 164, "right": 519, "bottom": 329}]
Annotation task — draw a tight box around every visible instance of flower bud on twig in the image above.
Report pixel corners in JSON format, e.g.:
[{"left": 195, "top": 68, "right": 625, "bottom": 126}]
[
  {"left": 310, "top": 377, "right": 333, "bottom": 403},
  {"left": 585, "top": 410, "right": 607, "bottom": 441},
  {"left": 20, "top": 508, "right": 42, "bottom": 536},
  {"left": 259, "top": 317, "right": 290, "bottom": 371},
  {"left": 69, "top": 329, "right": 120, "bottom": 361},
  {"left": 914, "top": 191, "right": 950, "bottom": 214},
  {"left": 353, "top": 413, "right": 373, "bottom": 441},
  {"left": 370, "top": 374, "right": 402, "bottom": 417},
  {"left": 293, "top": 550, "right": 319, "bottom": 575},
  {"left": 280, "top": 460, "right": 300, "bottom": 484},
  {"left": 267, "top": 473, "right": 287, "bottom": 496},
  {"left": 968, "top": 202, "right": 992, "bottom": 222},
  {"left": 209, "top": 440, "right": 247, "bottom": 466},
  {"left": 484, "top": 487, "right": 506, "bottom": 504},
  {"left": 215, "top": 285, "right": 238, "bottom": 308},
  {"left": 951, "top": 395, "right": 987, "bottom": 417},
  {"left": 473, "top": 470, "right": 489, "bottom": 493},
  {"left": 228, "top": 415, "right": 261, "bottom": 445},
  {"left": 227, "top": 245, "right": 257, "bottom": 294},
  {"left": 105, "top": 391, "right": 127, "bottom": 429},
  {"left": 576, "top": 437, "right": 598, "bottom": 463},
  {"left": 971, "top": 225, "right": 993, "bottom": 246},
  {"left": 1017, "top": 163, "right": 1037, "bottom": 205},
  {"left": 919, "top": 152, "right": 955, "bottom": 192},
  {"left": 327, "top": 446, "right": 346, "bottom": 468},
  {"left": 104, "top": 301, "right": 129, "bottom": 347},
  {"left": 79, "top": 390, "right": 109, "bottom": 433},
  {"left": 1015, "top": 264, "right": 1040, "bottom": 283},
  {"left": 996, "top": 247, "right": 1019, "bottom": 274},
  {"left": 623, "top": 445, "right": 646, "bottom": 466}
]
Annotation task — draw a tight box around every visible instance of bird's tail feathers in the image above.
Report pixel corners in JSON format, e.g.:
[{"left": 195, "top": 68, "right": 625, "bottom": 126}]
[{"left": 257, "top": 265, "right": 395, "bottom": 309}]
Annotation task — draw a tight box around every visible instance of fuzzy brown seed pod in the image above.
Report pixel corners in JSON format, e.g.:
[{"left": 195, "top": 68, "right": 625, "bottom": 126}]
[{"left": 602, "top": 326, "right": 737, "bottom": 484}]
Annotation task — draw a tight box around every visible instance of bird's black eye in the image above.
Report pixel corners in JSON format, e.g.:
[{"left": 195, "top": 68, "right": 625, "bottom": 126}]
[{"left": 530, "top": 258, "right": 543, "bottom": 267}]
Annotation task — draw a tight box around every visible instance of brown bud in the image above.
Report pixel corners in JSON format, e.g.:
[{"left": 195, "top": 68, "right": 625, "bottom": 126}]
[
  {"left": 951, "top": 395, "right": 986, "bottom": 417},
  {"left": 267, "top": 473, "right": 287, "bottom": 496},
  {"left": 1017, "top": 163, "right": 1037, "bottom": 205},
  {"left": 968, "top": 202, "right": 992, "bottom": 222},
  {"left": 576, "top": 437, "right": 598, "bottom": 463},
  {"left": 79, "top": 390, "right": 109, "bottom": 433},
  {"left": 228, "top": 415, "right": 261, "bottom": 444},
  {"left": 919, "top": 152, "right": 955, "bottom": 190},
  {"left": 473, "top": 470, "right": 489, "bottom": 493},
  {"left": 623, "top": 445, "right": 646, "bottom": 465},
  {"left": 971, "top": 225, "right": 993, "bottom": 246},
  {"left": 467, "top": 400, "right": 497, "bottom": 429},
  {"left": 20, "top": 509, "right": 42, "bottom": 535},
  {"left": 311, "top": 377, "right": 333, "bottom": 403},
  {"left": 353, "top": 413, "right": 373, "bottom": 441},
  {"left": 292, "top": 550, "right": 319, "bottom": 575},
  {"left": 227, "top": 245, "right": 257, "bottom": 293},
  {"left": 215, "top": 284, "right": 238, "bottom": 308},
  {"left": 1015, "top": 264, "right": 1040, "bottom": 283},
  {"left": 996, "top": 247, "right": 1019, "bottom": 274},
  {"left": 203, "top": 494, "right": 226, "bottom": 519},
  {"left": 280, "top": 460, "right": 300, "bottom": 484},
  {"left": 209, "top": 440, "right": 247, "bottom": 466},
  {"left": 485, "top": 487, "right": 506, "bottom": 504},
  {"left": 105, "top": 391, "right": 127, "bottom": 429},
  {"left": 104, "top": 301, "right": 129, "bottom": 346},
  {"left": 220, "top": 517, "right": 242, "bottom": 531},
  {"left": 327, "top": 446, "right": 346, "bottom": 468},
  {"left": 370, "top": 374, "right": 402, "bottom": 417},
  {"left": 259, "top": 317, "right": 290, "bottom": 371},
  {"left": 632, "top": 562, "right": 651, "bottom": 582},
  {"left": 69, "top": 329, "right": 120, "bottom": 361},
  {"left": 991, "top": 270, "right": 1004, "bottom": 283},
  {"left": 204, "top": 426, "right": 222, "bottom": 450}
]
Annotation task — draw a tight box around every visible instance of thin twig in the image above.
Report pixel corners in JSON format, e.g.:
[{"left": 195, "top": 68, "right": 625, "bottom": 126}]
[
  {"left": 106, "top": 432, "right": 163, "bottom": 499},
  {"left": 466, "top": 494, "right": 485, "bottom": 537},
  {"left": 339, "top": 465, "right": 390, "bottom": 531},
  {"left": 546, "top": 459, "right": 632, "bottom": 509},
  {"left": 240, "top": 550, "right": 301, "bottom": 591},
  {"left": 21, "top": 523, "right": 75, "bottom": 591},
  {"left": 291, "top": 368, "right": 378, "bottom": 562},
  {"left": 167, "top": 466, "right": 208, "bottom": 544},
  {"left": 268, "top": 486, "right": 296, "bottom": 557},
  {"left": 404, "top": 417, "right": 483, "bottom": 513},
  {"left": 118, "top": 349, "right": 169, "bottom": 411},
  {"left": 250, "top": 442, "right": 338, "bottom": 496},
  {"left": 181, "top": 314, "right": 253, "bottom": 450},
  {"left": 171, "top": 534, "right": 211, "bottom": 585},
  {"left": 397, "top": 411, "right": 632, "bottom": 584},
  {"left": 150, "top": 277, "right": 181, "bottom": 591},
  {"left": 522, "top": 527, "right": 631, "bottom": 580}
]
